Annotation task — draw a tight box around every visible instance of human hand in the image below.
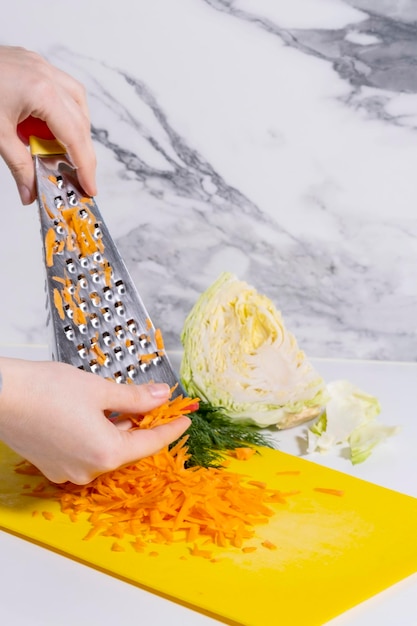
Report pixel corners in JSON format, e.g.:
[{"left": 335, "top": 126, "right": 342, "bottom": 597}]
[
  {"left": 0, "top": 357, "right": 191, "bottom": 484},
  {"left": 0, "top": 45, "right": 97, "bottom": 205}
]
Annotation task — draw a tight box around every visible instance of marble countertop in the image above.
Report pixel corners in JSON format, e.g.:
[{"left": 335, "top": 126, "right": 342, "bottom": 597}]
[{"left": 1, "top": 0, "right": 417, "bottom": 362}]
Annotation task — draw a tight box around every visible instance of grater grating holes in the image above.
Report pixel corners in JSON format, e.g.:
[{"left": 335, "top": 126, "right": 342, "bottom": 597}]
[{"left": 37, "top": 159, "right": 175, "bottom": 386}]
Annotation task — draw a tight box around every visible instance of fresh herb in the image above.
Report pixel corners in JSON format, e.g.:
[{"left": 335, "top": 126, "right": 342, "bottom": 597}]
[{"left": 172, "top": 402, "right": 275, "bottom": 468}]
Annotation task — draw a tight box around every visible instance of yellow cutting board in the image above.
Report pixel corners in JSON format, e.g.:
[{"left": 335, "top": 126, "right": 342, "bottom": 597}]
[{"left": 1, "top": 441, "right": 416, "bottom": 626}]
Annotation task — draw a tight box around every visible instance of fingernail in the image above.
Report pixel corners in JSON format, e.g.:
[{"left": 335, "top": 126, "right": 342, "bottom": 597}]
[
  {"left": 18, "top": 185, "right": 33, "bottom": 205},
  {"left": 148, "top": 383, "right": 170, "bottom": 398}
]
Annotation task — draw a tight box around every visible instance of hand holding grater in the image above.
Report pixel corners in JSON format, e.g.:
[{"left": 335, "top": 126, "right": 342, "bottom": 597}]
[{"left": 18, "top": 117, "right": 184, "bottom": 397}]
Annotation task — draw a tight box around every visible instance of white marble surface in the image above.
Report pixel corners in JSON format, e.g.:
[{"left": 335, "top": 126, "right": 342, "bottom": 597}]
[{"left": 1, "top": 0, "right": 417, "bottom": 362}]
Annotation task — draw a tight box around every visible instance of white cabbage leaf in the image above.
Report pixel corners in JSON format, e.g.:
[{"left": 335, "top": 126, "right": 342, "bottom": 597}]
[
  {"left": 307, "top": 380, "right": 399, "bottom": 463},
  {"left": 180, "top": 272, "right": 327, "bottom": 428}
]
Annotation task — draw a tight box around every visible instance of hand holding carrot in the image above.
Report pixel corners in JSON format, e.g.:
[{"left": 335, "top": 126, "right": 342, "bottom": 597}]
[
  {"left": 0, "top": 48, "right": 189, "bottom": 484},
  {"left": 0, "top": 357, "right": 191, "bottom": 484},
  {"left": 0, "top": 45, "right": 97, "bottom": 204}
]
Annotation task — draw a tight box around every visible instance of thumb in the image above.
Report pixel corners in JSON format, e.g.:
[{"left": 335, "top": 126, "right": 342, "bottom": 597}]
[
  {"left": 116, "top": 416, "right": 191, "bottom": 467},
  {"left": 102, "top": 380, "right": 172, "bottom": 415},
  {"left": 0, "top": 121, "right": 35, "bottom": 204},
  {"left": 100, "top": 379, "right": 192, "bottom": 465}
]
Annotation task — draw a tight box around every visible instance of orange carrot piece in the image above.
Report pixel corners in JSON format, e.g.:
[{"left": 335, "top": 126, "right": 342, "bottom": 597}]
[
  {"left": 154, "top": 328, "right": 165, "bottom": 351},
  {"left": 248, "top": 480, "right": 267, "bottom": 489},
  {"left": 83, "top": 526, "right": 103, "bottom": 541},
  {"left": 73, "top": 307, "right": 87, "bottom": 327},
  {"left": 66, "top": 233, "right": 75, "bottom": 252},
  {"left": 186, "top": 524, "right": 200, "bottom": 543},
  {"left": 42, "top": 193, "right": 56, "bottom": 219},
  {"left": 103, "top": 261, "right": 113, "bottom": 288},
  {"left": 45, "top": 227, "right": 57, "bottom": 267},
  {"left": 190, "top": 544, "right": 213, "bottom": 559},
  {"left": 277, "top": 491, "right": 301, "bottom": 499},
  {"left": 131, "top": 538, "right": 146, "bottom": 553},
  {"left": 61, "top": 207, "right": 77, "bottom": 224},
  {"left": 52, "top": 275, "right": 66, "bottom": 285},
  {"left": 138, "top": 352, "right": 157, "bottom": 364},
  {"left": 72, "top": 291, "right": 80, "bottom": 307},
  {"left": 314, "top": 488, "right": 344, "bottom": 497},
  {"left": 91, "top": 342, "right": 108, "bottom": 366},
  {"left": 62, "top": 287, "right": 74, "bottom": 306},
  {"left": 53, "top": 288, "right": 65, "bottom": 320},
  {"left": 261, "top": 540, "right": 277, "bottom": 550},
  {"left": 233, "top": 447, "right": 257, "bottom": 461},
  {"left": 56, "top": 240, "right": 65, "bottom": 254},
  {"left": 42, "top": 511, "right": 54, "bottom": 521}
]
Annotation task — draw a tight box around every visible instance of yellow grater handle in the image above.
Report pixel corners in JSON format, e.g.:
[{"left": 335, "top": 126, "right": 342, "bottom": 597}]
[{"left": 28, "top": 135, "right": 66, "bottom": 156}]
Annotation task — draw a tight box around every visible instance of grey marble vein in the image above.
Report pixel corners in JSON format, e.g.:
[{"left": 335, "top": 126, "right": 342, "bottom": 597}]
[{"left": 202, "top": 0, "right": 417, "bottom": 122}]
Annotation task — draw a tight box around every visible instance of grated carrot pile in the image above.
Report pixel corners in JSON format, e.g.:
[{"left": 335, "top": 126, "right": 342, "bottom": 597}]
[{"left": 16, "top": 395, "right": 290, "bottom": 558}]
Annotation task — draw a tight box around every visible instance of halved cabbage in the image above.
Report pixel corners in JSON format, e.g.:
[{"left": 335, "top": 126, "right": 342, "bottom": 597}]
[{"left": 180, "top": 272, "right": 327, "bottom": 428}]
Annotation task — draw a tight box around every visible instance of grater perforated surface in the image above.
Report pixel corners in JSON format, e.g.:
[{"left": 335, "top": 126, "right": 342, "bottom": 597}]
[{"left": 34, "top": 152, "right": 183, "bottom": 395}]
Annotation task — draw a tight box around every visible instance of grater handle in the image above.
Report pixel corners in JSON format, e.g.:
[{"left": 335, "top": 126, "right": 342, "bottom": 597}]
[
  {"left": 17, "top": 116, "right": 66, "bottom": 157},
  {"left": 17, "top": 116, "right": 54, "bottom": 141}
]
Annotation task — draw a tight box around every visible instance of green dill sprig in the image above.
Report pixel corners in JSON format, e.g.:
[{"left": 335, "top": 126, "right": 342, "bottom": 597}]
[{"left": 172, "top": 402, "right": 275, "bottom": 468}]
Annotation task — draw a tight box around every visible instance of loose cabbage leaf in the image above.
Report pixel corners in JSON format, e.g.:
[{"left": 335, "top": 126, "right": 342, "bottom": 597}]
[{"left": 307, "top": 380, "right": 399, "bottom": 463}]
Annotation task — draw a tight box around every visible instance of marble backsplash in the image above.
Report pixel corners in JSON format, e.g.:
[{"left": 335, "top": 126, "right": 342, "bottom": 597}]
[{"left": 0, "top": 0, "right": 416, "bottom": 361}]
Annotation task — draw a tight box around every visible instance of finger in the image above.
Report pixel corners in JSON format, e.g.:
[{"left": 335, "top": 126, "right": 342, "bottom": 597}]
[
  {"left": 65, "top": 136, "right": 97, "bottom": 198},
  {"left": 53, "top": 67, "right": 91, "bottom": 120},
  {"left": 38, "top": 93, "right": 97, "bottom": 197},
  {"left": 117, "top": 416, "right": 191, "bottom": 466},
  {"left": 113, "top": 417, "right": 134, "bottom": 431},
  {"left": 0, "top": 119, "right": 36, "bottom": 204},
  {"left": 101, "top": 380, "right": 172, "bottom": 414},
  {"left": 56, "top": 413, "right": 190, "bottom": 485},
  {"left": 52, "top": 117, "right": 97, "bottom": 196}
]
